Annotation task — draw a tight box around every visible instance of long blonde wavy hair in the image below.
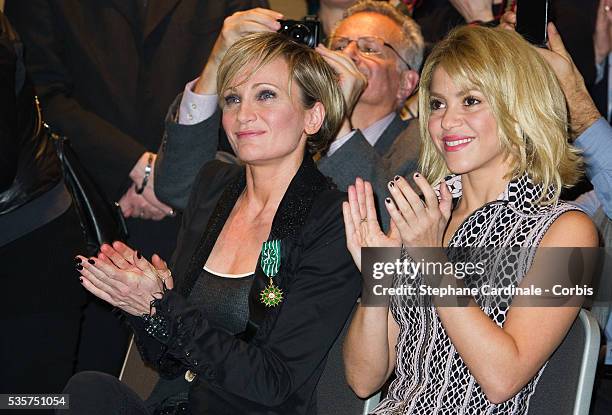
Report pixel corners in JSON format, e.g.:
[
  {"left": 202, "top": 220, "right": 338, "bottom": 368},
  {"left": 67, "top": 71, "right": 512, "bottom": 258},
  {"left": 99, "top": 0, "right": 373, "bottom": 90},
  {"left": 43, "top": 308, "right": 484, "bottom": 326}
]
[{"left": 418, "top": 26, "right": 582, "bottom": 204}]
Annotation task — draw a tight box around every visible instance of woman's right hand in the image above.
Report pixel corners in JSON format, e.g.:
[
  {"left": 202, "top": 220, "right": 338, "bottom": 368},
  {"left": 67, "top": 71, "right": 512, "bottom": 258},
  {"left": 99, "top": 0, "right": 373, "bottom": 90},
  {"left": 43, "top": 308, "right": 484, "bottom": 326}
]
[
  {"left": 195, "top": 8, "right": 283, "bottom": 94},
  {"left": 101, "top": 241, "right": 173, "bottom": 288},
  {"left": 76, "top": 242, "right": 174, "bottom": 316},
  {"left": 342, "top": 177, "right": 401, "bottom": 272}
]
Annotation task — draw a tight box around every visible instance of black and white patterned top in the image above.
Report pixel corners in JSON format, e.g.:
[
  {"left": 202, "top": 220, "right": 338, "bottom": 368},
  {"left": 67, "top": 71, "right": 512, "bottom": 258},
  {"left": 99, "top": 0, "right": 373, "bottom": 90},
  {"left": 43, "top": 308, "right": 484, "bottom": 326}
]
[{"left": 373, "top": 174, "right": 580, "bottom": 415}]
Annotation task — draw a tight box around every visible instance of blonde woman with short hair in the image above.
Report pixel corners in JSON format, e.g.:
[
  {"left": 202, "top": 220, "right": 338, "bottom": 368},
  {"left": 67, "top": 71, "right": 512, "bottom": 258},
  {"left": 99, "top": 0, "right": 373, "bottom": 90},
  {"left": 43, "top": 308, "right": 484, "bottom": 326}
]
[{"left": 65, "top": 32, "right": 361, "bottom": 415}]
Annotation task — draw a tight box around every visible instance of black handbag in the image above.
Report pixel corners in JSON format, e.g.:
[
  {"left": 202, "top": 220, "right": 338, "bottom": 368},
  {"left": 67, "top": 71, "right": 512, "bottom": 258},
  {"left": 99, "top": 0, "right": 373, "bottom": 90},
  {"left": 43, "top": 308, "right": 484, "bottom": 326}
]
[{"left": 49, "top": 128, "right": 129, "bottom": 255}]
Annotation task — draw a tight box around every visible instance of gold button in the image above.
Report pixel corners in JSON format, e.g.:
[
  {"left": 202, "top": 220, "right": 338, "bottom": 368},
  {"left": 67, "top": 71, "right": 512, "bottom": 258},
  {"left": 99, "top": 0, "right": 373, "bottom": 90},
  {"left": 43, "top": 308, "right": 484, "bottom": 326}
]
[{"left": 184, "top": 370, "right": 197, "bottom": 382}]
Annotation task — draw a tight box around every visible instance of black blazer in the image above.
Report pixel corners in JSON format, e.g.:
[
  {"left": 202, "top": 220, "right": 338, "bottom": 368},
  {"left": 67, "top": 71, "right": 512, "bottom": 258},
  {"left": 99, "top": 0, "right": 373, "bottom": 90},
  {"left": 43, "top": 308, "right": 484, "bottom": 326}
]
[
  {"left": 128, "top": 156, "right": 361, "bottom": 414},
  {"left": 5, "top": 0, "right": 267, "bottom": 200}
]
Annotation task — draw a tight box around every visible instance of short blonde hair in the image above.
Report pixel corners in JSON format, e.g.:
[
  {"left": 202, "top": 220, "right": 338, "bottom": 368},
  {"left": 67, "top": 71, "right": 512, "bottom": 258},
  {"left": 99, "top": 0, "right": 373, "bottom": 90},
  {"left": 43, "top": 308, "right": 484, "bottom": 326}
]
[
  {"left": 217, "top": 32, "right": 345, "bottom": 154},
  {"left": 418, "top": 26, "right": 582, "bottom": 204}
]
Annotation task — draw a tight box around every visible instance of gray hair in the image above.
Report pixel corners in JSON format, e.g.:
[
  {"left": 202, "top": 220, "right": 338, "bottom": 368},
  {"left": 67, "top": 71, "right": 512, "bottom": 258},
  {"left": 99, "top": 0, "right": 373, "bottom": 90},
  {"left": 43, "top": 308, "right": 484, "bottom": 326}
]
[{"left": 338, "top": 0, "right": 424, "bottom": 71}]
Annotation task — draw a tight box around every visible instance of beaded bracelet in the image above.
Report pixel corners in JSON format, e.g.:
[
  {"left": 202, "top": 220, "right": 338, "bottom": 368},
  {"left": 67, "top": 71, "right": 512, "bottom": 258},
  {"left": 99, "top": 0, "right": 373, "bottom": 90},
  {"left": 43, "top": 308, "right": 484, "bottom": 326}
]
[{"left": 141, "top": 293, "right": 171, "bottom": 342}]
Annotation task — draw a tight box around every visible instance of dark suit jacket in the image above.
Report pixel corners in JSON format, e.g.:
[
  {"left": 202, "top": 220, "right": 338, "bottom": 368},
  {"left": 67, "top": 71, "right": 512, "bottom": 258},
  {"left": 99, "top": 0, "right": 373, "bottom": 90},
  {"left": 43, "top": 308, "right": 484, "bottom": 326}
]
[
  {"left": 155, "top": 98, "right": 421, "bottom": 229},
  {"left": 317, "top": 115, "right": 421, "bottom": 227},
  {"left": 5, "top": 0, "right": 267, "bottom": 200},
  {"left": 128, "top": 156, "right": 361, "bottom": 414}
]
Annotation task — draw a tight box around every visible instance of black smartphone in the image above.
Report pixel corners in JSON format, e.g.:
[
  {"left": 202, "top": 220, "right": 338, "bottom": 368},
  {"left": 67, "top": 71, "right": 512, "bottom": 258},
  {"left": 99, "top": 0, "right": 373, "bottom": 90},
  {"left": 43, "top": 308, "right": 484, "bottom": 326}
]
[{"left": 515, "top": 0, "right": 550, "bottom": 47}]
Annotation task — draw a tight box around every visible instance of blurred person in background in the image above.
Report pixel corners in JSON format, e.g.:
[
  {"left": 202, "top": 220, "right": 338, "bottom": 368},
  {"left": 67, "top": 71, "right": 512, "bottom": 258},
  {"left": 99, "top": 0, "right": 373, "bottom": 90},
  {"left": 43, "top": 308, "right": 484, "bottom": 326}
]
[
  {"left": 306, "top": 0, "right": 358, "bottom": 40},
  {"left": 5, "top": 0, "right": 268, "bottom": 376},
  {"left": 0, "top": 11, "right": 85, "bottom": 406}
]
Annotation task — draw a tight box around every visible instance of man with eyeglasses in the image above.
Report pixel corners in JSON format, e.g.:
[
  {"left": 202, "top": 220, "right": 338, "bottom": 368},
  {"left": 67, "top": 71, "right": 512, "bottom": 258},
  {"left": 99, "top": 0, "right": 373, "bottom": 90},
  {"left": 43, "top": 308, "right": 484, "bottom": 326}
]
[
  {"left": 153, "top": 1, "right": 424, "bottom": 228},
  {"left": 316, "top": 1, "right": 423, "bottom": 219}
]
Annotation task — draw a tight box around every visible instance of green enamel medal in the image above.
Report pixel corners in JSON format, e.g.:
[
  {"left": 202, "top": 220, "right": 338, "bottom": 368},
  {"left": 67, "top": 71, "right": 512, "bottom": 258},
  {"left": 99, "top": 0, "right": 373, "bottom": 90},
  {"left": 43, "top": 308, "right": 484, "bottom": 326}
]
[{"left": 260, "top": 239, "right": 283, "bottom": 307}]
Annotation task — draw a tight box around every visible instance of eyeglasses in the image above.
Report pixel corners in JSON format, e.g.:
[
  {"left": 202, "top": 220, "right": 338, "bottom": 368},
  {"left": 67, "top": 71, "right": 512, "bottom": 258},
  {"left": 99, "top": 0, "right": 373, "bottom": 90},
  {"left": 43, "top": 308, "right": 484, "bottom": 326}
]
[{"left": 328, "top": 36, "right": 412, "bottom": 70}]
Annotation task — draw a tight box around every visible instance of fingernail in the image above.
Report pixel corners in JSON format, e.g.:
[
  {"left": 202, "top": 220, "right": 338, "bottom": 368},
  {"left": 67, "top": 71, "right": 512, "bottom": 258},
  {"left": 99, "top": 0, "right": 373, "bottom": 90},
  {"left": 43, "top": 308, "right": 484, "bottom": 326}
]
[
  {"left": 414, "top": 172, "right": 420, "bottom": 178},
  {"left": 76, "top": 264, "right": 83, "bottom": 271},
  {"left": 79, "top": 277, "right": 83, "bottom": 283},
  {"left": 388, "top": 181, "right": 395, "bottom": 188},
  {"left": 75, "top": 257, "right": 82, "bottom": 263},
  {"left": 394, "top": 175, "right": 401, "bottom": 182},
  {"left": 385, "top": 197, "right": 392, "bottom": 204},
  {"left": 136, "top": 251, "right": 142, "bottom": 259},
  {"left": 88, "top": 259, "right": 95, "bottom": 265}
]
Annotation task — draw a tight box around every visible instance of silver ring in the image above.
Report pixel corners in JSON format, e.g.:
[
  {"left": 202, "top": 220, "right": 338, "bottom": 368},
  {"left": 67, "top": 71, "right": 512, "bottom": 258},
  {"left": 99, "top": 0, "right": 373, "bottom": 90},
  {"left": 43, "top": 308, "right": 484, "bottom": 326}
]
[{"left": 158, "top": 270, "right": 172, "bottom": 285}]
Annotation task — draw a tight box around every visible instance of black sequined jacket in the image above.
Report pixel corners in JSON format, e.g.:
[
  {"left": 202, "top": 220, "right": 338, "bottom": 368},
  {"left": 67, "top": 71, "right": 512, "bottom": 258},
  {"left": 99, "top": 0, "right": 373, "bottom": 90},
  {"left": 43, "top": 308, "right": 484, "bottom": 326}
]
[{"left": 127, "top": 155, "right": 361, "bottom": 415}]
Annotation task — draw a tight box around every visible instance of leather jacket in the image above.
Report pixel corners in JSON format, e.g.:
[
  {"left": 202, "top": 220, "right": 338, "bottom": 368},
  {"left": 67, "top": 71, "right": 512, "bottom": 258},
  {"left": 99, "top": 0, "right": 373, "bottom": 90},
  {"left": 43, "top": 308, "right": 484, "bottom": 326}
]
[{"left": 0, "top": 12, "right": 61, "bottom": 215}]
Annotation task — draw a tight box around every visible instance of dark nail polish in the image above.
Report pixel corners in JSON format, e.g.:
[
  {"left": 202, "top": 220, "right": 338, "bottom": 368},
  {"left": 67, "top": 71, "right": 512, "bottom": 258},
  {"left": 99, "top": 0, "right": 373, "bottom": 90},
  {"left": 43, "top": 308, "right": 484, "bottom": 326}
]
[
  {"left": 88, "top": 259, "right": 95, "bottom": 265},
  {"left": 388, "top": 181, "right": 395, "bottom": 188},
  {"left": 136, "top": 251, "right": 142, "bottom": 259},
  {"left": 76, "top": 264, "right": 83, "bottom": 271},
  {"left": 385, "top": 197, "right": 392, "bottom": 204},
  {"left": 75, "top": 257, "right": 82, "bottom": 263},
  {"left": 79, "top": 277, "right": 83, "bottom": 283},
  {"left": 394, "top": 175, "right": 401, "bottom": 182},
  {"left": 414, "top": 172, "right": 420, "bottom": 178}
]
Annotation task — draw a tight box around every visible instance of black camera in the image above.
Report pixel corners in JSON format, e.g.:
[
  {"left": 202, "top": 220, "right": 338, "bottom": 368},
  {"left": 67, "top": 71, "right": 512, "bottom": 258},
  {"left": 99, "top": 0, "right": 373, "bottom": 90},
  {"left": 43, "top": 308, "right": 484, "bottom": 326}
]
[{"left": 277, "top": 16, "right": 321, "bottom": 49}]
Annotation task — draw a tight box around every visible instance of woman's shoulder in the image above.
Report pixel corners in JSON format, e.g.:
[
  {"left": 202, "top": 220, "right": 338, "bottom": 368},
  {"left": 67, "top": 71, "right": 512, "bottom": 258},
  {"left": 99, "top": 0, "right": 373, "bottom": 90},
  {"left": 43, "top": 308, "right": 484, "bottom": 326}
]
[
  {"left": 193, "top": 159, "right": 242, "bottom": 191},
  {"left": 540, "top": 204, "right": 598, "bottom": 248},
  {"left": 312, "top": 185, "right": 346, "bottom": 212},
  {"left": 301, "top": 186, "right": 347, "bottom": 245},
  {"left": 183, "top": 159, "right": 243, "bottom": 215}
]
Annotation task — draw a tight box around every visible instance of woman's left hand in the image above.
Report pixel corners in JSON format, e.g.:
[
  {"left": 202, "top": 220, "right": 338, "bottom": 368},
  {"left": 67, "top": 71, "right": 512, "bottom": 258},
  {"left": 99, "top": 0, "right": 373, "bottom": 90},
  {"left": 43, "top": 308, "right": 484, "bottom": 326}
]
[
  {"left": 343, "top": 178, "right": 402, "bottom": 272},
  {"left": 385, "top": 174, "right": 453, "bottom": 251},
  {"left": 76, "top": 244, "right": 173, "bottom": 316}
]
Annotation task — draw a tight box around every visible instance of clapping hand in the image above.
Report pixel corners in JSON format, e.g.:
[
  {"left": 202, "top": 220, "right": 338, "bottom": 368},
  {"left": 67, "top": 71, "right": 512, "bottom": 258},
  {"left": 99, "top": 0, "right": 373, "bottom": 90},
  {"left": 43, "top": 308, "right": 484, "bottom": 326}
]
[
  {"left": 342, "top": 178, "right": 401, "bottom": 272},
  {"left": 76, "top": 241, "right": 173, "bottom": 316},
  {"left": 384, "top": 174, "right": 453, "bottom": 256}
]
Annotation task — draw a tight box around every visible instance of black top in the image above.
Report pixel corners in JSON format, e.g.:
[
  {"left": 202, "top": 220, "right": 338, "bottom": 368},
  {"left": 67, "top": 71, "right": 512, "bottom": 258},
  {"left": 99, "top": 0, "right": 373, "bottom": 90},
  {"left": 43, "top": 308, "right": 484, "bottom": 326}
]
[
  {"left": 127, "top": 156, "right": 361, "bottom": 414},
  {"left": 189, "top": 268, "right": 254, "bottom": 334},
  {"left": 145, "top": 268, "right": 254, "bottom": 411}
]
